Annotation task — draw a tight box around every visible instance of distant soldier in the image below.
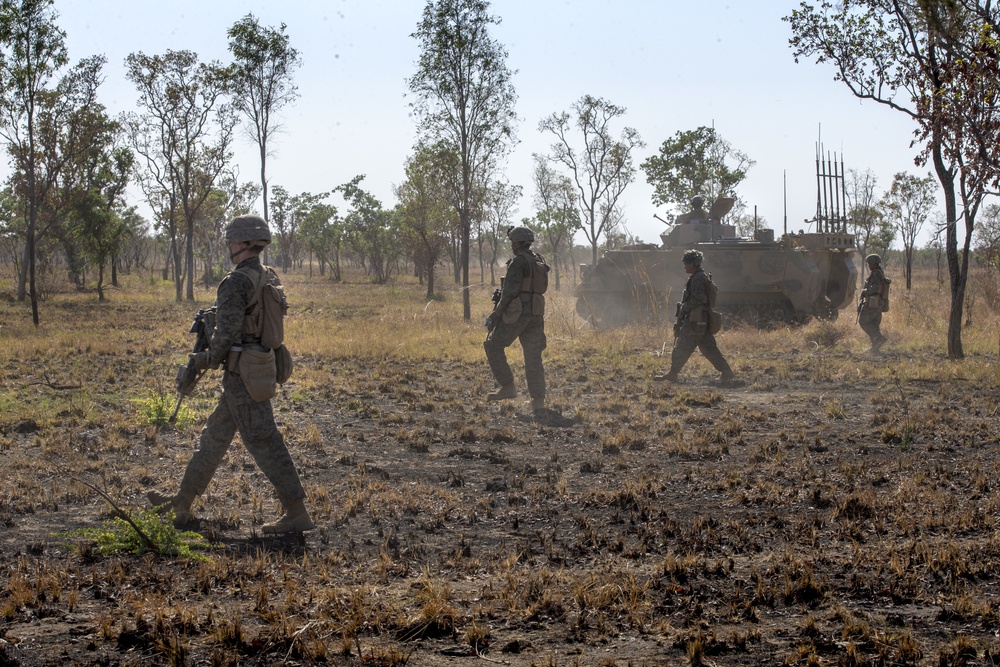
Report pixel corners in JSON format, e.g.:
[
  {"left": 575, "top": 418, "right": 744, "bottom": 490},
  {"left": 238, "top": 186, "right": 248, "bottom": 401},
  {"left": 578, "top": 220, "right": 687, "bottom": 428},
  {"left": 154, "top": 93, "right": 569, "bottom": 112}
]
[
  {"left": 675, "top": 195, "right": 711, "bottom": 225},
  {"left": 484, "top": 225, "right": 550, "bottom": 413},
  {"left": 858, "top": 254, "right": 889, "bottom": 353},
  {"left": 660, "top": 249, "right": 737, "bottom": 384}
]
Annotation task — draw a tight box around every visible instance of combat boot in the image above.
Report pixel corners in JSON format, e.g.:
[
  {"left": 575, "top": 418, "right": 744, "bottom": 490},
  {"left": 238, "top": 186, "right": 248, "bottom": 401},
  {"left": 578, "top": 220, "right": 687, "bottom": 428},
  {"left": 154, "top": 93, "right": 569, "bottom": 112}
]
[
  {"left": 656, "top": 370, "right": 679, "bottom": 382},
  {"left": 262, "top": 498, "right": 315, "bottom": 534},
  {"left": 530, "top": 397, "right": 545, "bottom": 413},
  {"left": 872, "top": 335, "right": 887, "bottom": 353},
  {"left": 147, "top": 490, "right": 197, "bottom": 528},
  {"left": 487, "top": 384, "right": 517, "bottom": 401}
]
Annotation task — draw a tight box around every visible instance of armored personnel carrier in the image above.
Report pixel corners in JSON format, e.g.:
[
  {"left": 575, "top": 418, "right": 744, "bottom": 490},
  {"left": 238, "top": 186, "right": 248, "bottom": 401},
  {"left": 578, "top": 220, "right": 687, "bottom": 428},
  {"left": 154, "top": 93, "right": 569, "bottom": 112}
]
[{"left": 575, "top": 156, "right": 858, "bottom": 328}]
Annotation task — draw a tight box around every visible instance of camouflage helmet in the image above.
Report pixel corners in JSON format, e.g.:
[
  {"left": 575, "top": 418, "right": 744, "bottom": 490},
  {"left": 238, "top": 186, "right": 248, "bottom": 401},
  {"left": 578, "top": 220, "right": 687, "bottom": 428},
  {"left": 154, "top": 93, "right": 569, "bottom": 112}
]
[
  {"left": 682, "top": 249, "right": 704, "bottom": 265},
  {"left": 691, "top": 195, "right": 705, "bottom": 208},
  {"left": 225, "top": 214, "right": 271, "bottom": 247},
  {"left": 507, "top": 225, "right": 535, "bottom": 244},
  {"left": 865, "top": 253, "right": 881, "bottom": 265}
]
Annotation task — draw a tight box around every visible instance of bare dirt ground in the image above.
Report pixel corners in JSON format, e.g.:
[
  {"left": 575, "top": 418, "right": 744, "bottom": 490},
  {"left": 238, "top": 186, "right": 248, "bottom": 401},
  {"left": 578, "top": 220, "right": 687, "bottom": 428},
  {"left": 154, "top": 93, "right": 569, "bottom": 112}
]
[{"left": 2, "top": 279, "right": 1000, "bottom": 666}]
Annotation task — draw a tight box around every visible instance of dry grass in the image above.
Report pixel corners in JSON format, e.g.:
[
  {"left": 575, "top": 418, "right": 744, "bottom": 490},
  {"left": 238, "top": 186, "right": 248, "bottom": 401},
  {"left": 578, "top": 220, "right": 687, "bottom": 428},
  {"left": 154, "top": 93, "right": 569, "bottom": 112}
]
[{"left": 0, "top": 264, "right": 999, "bottom": 664}]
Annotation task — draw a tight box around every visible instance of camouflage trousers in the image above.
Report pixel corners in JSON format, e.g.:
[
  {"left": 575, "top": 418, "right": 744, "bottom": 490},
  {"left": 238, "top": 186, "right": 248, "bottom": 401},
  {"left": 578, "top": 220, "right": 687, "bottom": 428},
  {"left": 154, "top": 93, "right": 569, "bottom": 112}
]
[
  {"left": 484, "top": 312, "right": 546, "bottom": 401},
  {"left": 858, "top": 307, "right": 883, "bottom": 345},
  {"left": 177, "top": 371, "right": 305, "bottom": 507},
  {"left": 669, "top": 322, "right": 733, "bottom": 376}
]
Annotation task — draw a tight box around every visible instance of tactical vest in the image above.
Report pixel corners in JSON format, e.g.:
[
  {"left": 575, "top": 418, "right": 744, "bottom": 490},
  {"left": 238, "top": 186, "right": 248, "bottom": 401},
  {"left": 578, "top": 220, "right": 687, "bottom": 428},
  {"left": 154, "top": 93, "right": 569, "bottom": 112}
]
[
  {"left": 238, "top": 265, "right": 288, "bottom": 350},
  {"left": 519, "top": 251, "right": 550, "bottom": 296}
]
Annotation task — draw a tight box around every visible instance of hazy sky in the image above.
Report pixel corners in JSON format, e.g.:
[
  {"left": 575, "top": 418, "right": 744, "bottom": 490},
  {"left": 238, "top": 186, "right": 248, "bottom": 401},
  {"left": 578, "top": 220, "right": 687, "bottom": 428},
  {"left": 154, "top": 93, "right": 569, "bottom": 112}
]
[{"left": 54, "top": 0, "right": 930, "bottom": 248}]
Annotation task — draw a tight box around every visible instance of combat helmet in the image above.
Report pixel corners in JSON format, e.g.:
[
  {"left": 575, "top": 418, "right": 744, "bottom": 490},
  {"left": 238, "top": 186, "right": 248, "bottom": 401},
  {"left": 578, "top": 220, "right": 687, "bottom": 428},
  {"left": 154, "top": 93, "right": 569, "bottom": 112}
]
[
  {"left": 507, "top": 225, "right": 535, "bottom": 244},
  {"left": 225, "top": 214, "right": 272, "bottom": 247},
  {"left": 682, "top": 249, "right": 704, "bottom": 265},
  {"left": 865, "top": 253, "right": 881, "bottom": 264},
  {"left": 691, "top": 195, "right": 705, "bottom": 208}
]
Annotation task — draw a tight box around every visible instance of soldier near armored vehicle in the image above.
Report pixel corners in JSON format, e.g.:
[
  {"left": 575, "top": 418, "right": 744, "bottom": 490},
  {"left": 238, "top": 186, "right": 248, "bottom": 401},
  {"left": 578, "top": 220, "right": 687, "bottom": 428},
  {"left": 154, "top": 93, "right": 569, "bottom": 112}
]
[
  {"left": 484, "top": 225, "right": 550, "bottom": 413},
  {"left": 147, "top": 214, "right": 314, "bottom": 535},
  {"left": 660, "top": 249, "right": 738, "bottom": 384},
  {"left": 675, "top": 195, "right": 712, "bottom": 225},
  {"left": 858, "top": 253, "right": 889, "bottom": 353}
]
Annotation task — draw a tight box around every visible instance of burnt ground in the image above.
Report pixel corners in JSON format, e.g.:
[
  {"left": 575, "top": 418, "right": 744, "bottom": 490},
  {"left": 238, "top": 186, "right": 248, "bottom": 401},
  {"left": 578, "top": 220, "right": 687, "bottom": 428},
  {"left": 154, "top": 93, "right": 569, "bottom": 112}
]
[{"left": 2, "top": 334, "right": 1000, "bottom": 665}]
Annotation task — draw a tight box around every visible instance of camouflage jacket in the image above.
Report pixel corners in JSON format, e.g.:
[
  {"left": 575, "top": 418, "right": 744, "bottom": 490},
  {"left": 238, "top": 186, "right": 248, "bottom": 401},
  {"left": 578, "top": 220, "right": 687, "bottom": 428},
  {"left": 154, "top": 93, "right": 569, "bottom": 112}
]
[
  {"left": 492, "top": 248, "right": 540, "bottom": 319},
  {"left": 205, "top": 256, "right": 264, "bottom": 367},
  {"left": 679, "top": 268, "right": 711, "bottom": 319}
]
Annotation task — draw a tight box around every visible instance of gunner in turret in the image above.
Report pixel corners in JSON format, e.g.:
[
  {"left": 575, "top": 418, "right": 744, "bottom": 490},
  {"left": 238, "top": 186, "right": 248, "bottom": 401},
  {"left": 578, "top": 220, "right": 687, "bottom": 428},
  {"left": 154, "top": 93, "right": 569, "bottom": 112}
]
[{"left": 675, "top": 196, "right": 711, "bottom": 225}]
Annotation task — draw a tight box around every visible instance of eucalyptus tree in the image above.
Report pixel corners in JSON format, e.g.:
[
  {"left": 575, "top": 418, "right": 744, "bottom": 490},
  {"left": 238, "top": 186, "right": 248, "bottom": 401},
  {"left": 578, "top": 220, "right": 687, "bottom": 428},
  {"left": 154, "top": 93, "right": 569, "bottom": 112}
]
[
  {"left": 8, "top": 55, "right": 122, "bottom": 293},
  {"left": 396, "top": 143, "right": 456, "bottom": 297},
  {"left": 481, "top": 179, "right": 521, "bottom": 286},
  {"left": 408, "top": 0, "right": 518, "bottom": 320},
  {"left": 299, "top": 202, "right": 341, "bottom": 279},
  {"left": 0, "top": 0, "right": 67, "bottom": 324},
  {"left": 337, "top": 175, "right": 400, "bottom": 284},
  {"left": 786, "top": 0, "right": 1000, "bottom": 357},
  {"left": 125, "top": 49, "right": 236, "bottom": 301},
  {"left": 226, "top": 14, "right": 301, "bottom": 224},
  {"left": 531, "top": 155, "right": 577, "bottom": 290},
  {"left": 539, "top": 95, "right": 644, "bottom": 265},
  {"left": 881, "top": 172, "right": 937, "bottom": 289},
  {"left": 641, "top": 126, "right": 754, "bottom": 219}
]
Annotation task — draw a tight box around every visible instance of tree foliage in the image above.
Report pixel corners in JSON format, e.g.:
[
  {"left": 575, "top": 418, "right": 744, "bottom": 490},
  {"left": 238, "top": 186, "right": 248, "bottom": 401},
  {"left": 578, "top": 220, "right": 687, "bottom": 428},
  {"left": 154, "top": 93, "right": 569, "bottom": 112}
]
[
  {"left": 539, "top": 94, "right": 643, "bottom": 265},
  {"left": 786, "top": 0, "right": 1000, "bottom": 359},
  {"left": 641, "top": 126, "right": 755, "bottom": 218},
  {"left": 396, "top": 143, "right": 457, "bottom": 297},
  {"left": 226, "top": 14, "right": 301, "bottom": 224},
  {"left": 0, "top": 0, "right": 68, "bottom": 323},
  {"left": 124, "top": 49, "right": 236, "bottom": 302},
  {"left": 408, "top": 0, "right": 517, "bottom": 320},
  {"left": 881, "top": 171, "right": 936, "bottom": 289}
]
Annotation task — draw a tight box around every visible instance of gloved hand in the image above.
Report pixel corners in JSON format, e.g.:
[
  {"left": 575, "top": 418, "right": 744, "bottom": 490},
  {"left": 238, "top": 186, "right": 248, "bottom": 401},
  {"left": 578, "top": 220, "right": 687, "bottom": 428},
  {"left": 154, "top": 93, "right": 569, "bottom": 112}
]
[
  {"left": 189, "top": 350, "right": 212, "bottom": 370},
  {"left": 485, "top": 316, "right": 496, "bottom": 332}
]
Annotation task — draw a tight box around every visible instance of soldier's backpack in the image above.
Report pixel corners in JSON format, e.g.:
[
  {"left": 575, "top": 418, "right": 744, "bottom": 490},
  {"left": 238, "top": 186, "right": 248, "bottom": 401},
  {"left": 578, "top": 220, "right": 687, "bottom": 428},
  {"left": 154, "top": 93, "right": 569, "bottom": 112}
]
[
  {"left": 244, "top": 265, "right": 287, "bottom": 350},
  {"left": 240, "top": 265, "right": 293, "bottom": 387},
  {"left": 880, "top": 276, "right": 891, "bottom": 313}
]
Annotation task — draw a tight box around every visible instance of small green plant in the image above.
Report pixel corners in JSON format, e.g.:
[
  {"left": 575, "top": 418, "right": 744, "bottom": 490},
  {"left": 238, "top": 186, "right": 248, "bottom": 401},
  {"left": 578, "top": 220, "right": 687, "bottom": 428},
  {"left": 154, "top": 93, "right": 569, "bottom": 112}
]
[
  {"left": 65, "top": 508, "right": 215, "bottom": 560},
  {"left": 133, "top": 390, "right": 192, "bottom": 428}
]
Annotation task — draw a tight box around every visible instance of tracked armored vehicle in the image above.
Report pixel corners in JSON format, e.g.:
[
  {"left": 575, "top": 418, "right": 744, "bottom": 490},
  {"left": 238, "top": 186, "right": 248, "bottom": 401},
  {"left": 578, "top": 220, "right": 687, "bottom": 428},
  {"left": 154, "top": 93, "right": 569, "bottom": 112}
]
[{"left": 576, "top": 155, "right": 858, "bottom": 328}]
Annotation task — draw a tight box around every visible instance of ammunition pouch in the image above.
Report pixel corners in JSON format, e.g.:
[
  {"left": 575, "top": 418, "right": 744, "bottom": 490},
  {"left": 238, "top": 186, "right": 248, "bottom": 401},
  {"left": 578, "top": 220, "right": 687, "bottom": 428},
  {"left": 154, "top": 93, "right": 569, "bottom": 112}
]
[
  {"left": 238, "top": 347, "right": 277, "bottom": 402},
  {"left": 275, "top": 344, "right": 293, "bottom": 385},
  {"left": 532, "top": 293, "right": 545, "bottom": 318},
  {"left": 502, "top": 297, "right": 522, "bottom": 324}
]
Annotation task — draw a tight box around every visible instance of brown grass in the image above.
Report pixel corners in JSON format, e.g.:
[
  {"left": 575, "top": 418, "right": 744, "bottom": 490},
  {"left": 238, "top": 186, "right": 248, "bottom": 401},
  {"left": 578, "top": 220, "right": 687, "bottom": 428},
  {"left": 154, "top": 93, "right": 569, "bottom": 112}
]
[{"left": 0, "top": 265, "right": 998, "bottom": 664}]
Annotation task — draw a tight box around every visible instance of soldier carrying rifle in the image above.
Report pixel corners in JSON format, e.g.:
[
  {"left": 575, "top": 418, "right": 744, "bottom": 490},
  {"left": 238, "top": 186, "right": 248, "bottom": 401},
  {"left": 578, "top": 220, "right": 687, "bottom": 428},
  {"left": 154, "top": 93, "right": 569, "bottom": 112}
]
[
  {"left": 658, "top": 249, "right": 738, "bottom": 385},
  {"left": 858, "top": 253, "right": 889, "bottom": 353},
  {"left": 147, "top": 215, "right": 314, "bottom": 535}
]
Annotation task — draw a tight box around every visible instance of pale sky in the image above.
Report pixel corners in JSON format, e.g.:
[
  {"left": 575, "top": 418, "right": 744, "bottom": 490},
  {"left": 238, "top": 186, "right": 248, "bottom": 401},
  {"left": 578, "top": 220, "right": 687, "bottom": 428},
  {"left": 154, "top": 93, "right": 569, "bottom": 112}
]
[{"left": 54, "top": 0, "right": 930, "bottom": 248}]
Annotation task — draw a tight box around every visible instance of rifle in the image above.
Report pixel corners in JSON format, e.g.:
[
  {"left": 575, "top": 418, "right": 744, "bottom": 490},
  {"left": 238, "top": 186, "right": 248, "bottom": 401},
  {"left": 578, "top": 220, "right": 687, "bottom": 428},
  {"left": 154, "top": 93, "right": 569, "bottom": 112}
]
[
  {"left": 856, "top": 294, "right": 867, "bottom": 324},
  {"left": 169, "top": 308, "right": 215, "bottom": 424},
  {"left": 672, "top": 302, "right": 682, "bottom": 345}
]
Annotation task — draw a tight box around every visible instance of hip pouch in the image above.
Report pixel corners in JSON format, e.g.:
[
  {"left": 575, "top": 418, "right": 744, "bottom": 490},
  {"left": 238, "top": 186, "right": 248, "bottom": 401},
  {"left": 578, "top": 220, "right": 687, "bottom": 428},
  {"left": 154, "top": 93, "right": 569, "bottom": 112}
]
[
  {"left": 532, "top": 293, "right": 545, "bottom": 318},
  {"left": 502, "top": 298, "right": 522, "bottom": 324},
  {"left": 239, "top": 347, "right": 277, "bottom": 402}
]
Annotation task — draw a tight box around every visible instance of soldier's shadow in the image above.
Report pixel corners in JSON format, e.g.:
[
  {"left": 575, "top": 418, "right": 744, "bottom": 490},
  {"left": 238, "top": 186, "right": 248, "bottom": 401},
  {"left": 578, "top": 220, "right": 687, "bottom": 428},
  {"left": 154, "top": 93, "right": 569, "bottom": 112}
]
[{"left": 196, "top": 521, "right": 310, "bottom": 556}]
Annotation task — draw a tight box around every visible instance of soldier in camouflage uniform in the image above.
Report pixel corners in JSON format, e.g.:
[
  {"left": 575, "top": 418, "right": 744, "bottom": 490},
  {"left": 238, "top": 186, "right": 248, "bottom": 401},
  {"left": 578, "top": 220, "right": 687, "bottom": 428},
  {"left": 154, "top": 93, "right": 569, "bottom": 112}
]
[
  {"left": 484, "top": 226, "right": 550, "bottom": 413},
  {"left": 858, "top": 253, "right": 888, "bottom": 353},
  {"left": 148, "top": 215, "right": 314, "bottom": 534},
  {"left": 661, "top": 249, "right": 737, "bottom": 384}
]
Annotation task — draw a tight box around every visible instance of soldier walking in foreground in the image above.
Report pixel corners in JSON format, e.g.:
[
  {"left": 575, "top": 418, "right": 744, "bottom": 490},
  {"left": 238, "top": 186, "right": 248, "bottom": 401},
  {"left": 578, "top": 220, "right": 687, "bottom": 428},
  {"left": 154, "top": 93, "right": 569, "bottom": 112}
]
[
  {"left": 484, "top": 225, "right": 550, "bottom": 413},
  {"left": 858, "top": 253, "right": 889, "bottom": 353},
  {"left": 660, "top": 249, "right": 737, "bottom": 384},
  {"left": 148, "top": 215, "right": 314, "bottom": 534}
]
